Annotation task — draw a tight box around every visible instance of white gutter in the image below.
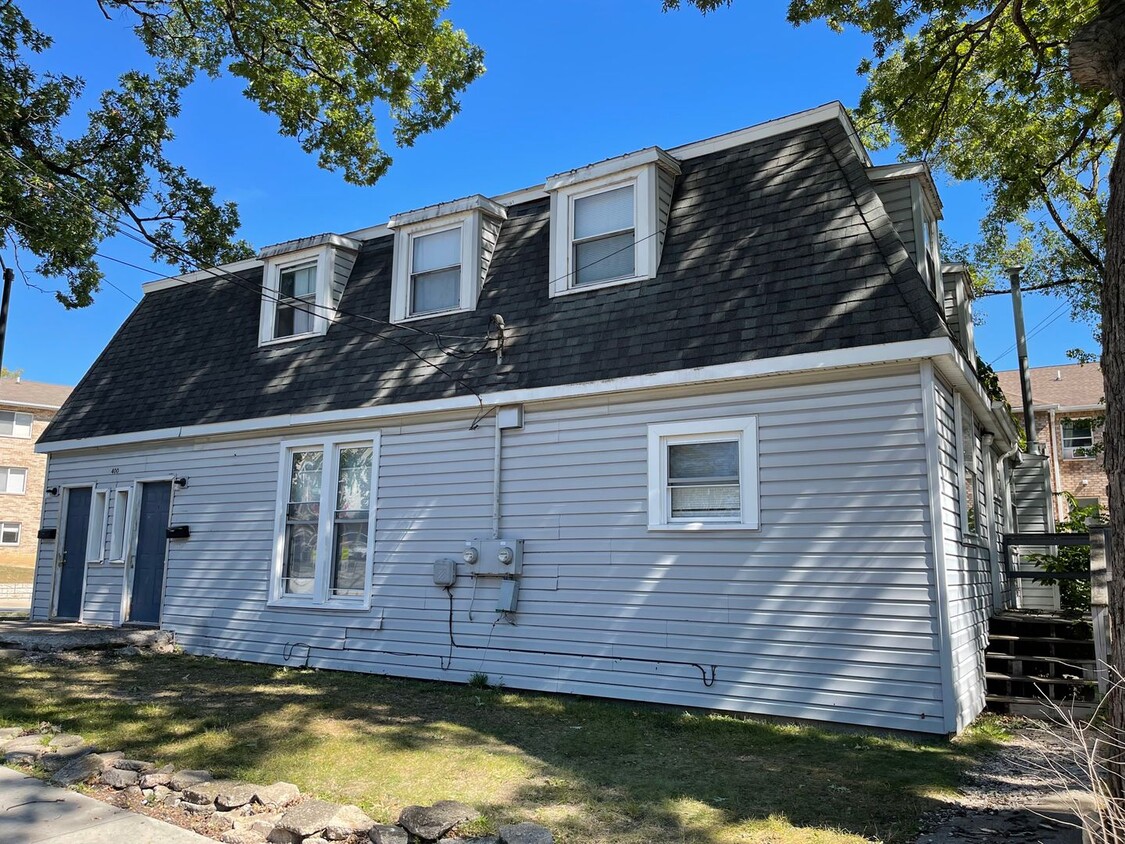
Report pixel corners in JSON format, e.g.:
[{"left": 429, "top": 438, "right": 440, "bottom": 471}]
[{"left": 38, "top": 336, "right": 956, "bottom": 454}]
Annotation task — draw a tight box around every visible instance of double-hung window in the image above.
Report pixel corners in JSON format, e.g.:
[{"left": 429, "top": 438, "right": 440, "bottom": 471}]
[
  {"left": 258, "top": 235, "right": 359, "bottom": 346},
  {"left": 647, "top": 418, "right": 759, "bottom": 530},
  {"left": 572, "top": 185, "right": 636, "bottom": 287},
  {"left": 0, "top": 411, "right": 32, "bottom": 438},
  {"left": 0, "top": 467, "right": 26, "bottom": 495},
  {"left": 274, "top": 262, "right": 318, "bottom": 339},
  {"left": 409, "top": 227, "right": 463, "bottom": 316},
  {"left": 1062, "top": 419, "right": 1095, "bottom": 459},
  {"left": 273, "top": 436, "right": 378, "bottom": 608},
  {"left": 957, "top": 397, "right": 984, "bottom": 540}
]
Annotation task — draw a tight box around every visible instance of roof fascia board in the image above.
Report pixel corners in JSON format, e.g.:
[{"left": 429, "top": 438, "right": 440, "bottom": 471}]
[
  {"left": 389, "top": 194, "right": 508, "bottom": 228},
  {"left": 0, "top": 400, "right": 64, "bottom": 410},
  {"left": 544, "top": 147, "right": 681, "bottom": 191},
  {"left": 1030, "top": 403, "right": 1106, "bottom": 412},
  {"left": 39, "top": 337, "right": 952, "bottom": 454},
  {"left": 140, "top": 103, "right": 867, "bottom": 295},
  {"left": 868, "top": 161, "right": 943, "bottom": 217},
  {"left": 258, "top": 232, "right": 360, "bottom": 260}
]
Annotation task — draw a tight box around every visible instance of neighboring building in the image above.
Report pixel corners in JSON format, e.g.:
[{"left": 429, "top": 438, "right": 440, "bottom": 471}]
[
  {"left": 32, "top": 103, "right": 1027, "bottom": 736},
  {"left": 997, "top": 363, "right": 1106, "bottom": 520},
  {"left": 0, "top": 377, "right": 72, "bottom": 568}
]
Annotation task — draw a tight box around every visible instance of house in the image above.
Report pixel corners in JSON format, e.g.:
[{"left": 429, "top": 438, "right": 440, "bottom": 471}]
[
  {"left": 0, "top": 376, "right": 72, "bottom": 570},
  {"left": 997, "top": 363, "right": 1106, "bottom": 518},
  {"left": 31, "top": 103, "right": 1024, "bottom": 735}
]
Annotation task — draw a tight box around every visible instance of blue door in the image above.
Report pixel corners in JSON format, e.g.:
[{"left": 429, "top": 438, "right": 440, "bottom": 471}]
[
  {"left": 55, "top": 487, "right": 91, "bottom": 619},
  {"left": 127, "top": 481, "right": 172, "bottom": 626}
]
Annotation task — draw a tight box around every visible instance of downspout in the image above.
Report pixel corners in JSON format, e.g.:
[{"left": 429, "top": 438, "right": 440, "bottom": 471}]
[
  {"left": 492, "top": 419, "right": 502, "bottom": 540},
  {"left": 1008, "top": 266, "right": 1039, "bottom": 452},
  {"left": 1048, "top": 406, "right": 1063, "bottom": 521}
]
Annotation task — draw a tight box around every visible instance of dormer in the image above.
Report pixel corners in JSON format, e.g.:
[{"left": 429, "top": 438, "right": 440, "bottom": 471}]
[
  {"left": 942, "top": 261, "right": 977, "bottom": 362},
  {"left": 546, "top": 147, "right": 681, "bottom": 297},
  {"left": 867, "top": 162, "right": 943, "bottom": 302},
  {"left": 388, "top": 195, "right": 507, "bottom": 323},
  {"left": 258, "top": 233, "right": 360, "bottom": 346}
]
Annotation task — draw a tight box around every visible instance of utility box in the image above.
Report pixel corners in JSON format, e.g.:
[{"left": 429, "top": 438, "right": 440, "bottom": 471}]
[
  {"left": 432, "top": 558, "right": 457, "bottom": 587},
  {"left": 497, "top": 579, "right": 520, "bottom": 613},
  {"left": 462, "top": 538, "right": 524, "bottom": 576}
]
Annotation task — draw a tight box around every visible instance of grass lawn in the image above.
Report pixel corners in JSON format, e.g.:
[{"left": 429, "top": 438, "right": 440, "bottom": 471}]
[
  {"left": 0, "top": 652, "right": 1005, "bottom": 843},
  {"left": 0, "top": 562, "right": 33, "bottom": 584}
]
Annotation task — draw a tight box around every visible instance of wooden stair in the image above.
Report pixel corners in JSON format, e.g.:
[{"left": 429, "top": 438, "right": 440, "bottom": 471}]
[{"left": 985, "top": 612, "right": 1098, "bottom": 717}]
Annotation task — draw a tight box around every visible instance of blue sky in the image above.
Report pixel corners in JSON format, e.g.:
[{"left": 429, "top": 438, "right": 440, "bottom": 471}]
[{"left": 7, "top": 0, "right": 1098, "bottom": 387}]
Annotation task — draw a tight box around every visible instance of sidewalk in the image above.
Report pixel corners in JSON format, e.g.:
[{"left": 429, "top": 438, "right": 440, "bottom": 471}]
[{"left": 0, "top": 766, "right": 213, "bottom": 843}]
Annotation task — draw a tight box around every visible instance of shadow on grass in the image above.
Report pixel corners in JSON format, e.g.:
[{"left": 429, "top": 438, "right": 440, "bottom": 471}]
[{"left": 0, "top": 652, "right": 993, "bottom": 844}]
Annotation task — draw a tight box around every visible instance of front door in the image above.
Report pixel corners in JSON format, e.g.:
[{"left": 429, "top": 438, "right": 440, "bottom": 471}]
[
  {"left": 127, "top": 481, "right": 172, "bottom": 626},
  {"left": 55, "top": 487, "right": 91, "bottom": 619}
]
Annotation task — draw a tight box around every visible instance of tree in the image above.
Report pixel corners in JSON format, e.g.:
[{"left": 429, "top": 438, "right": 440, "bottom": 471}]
[
  {"left": 669, "top": 0, "right": 1125, "bottom": 786},
  {"left": 0, "top": 1, "right": 484, "bottom": 307}
]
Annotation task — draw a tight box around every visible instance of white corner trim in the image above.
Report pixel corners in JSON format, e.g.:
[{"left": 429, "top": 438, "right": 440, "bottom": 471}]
[
  {"left": 38, "top": 337, "right": 957, "bottom": 455},
  {"left": 920, "top": 361, "right": 959, "bottom": 735}
]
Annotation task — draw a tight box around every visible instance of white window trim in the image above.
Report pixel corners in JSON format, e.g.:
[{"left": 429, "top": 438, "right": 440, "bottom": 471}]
[
  {"left": 549, "top": 167, "right": 659, "bottom": 297},
  {"left": 0, "top": 521, "right": 20, "bottom": 545},
  {"left": 259, "top": 245, "right": 335, "bottom": 346},
  {"left": 1061, "top": 420, "right": 1096, "bottom": 460},
  {"left": 390, "top": 212, "right": 480, "bottom": 323},
  {"left": 0, "top": 410, "right": 33, "bottom": 439},
  {"left": 955, "top": 394, "right": 986, "bottom": 544},
  {"left": 86, "top": 489, "right": 109, "bottom": 563},
  {"left": 647, "top": 417, "right": 760, "bottom": 532},
  {"left": 269, "top": 433, "right": 380, "bottom": 611},
  {"left": 108, "top": 488, "right": 132, "bottom": 564},
  {"left": 0, "top": 466, "right": 26, "bottom": 495}
]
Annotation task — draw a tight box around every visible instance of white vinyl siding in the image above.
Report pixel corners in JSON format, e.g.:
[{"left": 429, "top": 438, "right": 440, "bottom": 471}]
[
  {"left": 0, "top": 411, "right": 32, "bottom": 438},
  {"left": 0, "top": 466, "right": 26, "bottom": 494},
  {"left": 32, "top": 365, "right": 950, "bottom": 734}
]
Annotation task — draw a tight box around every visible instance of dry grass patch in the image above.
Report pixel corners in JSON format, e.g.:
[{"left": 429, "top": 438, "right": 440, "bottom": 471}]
[{"left": 0, "top": 652, "right": 1006, "bottom": 844}]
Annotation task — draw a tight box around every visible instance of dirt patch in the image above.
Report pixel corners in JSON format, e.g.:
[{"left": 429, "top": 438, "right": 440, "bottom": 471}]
[{"left": 917, "top": 720, "right": 1090, "bottom": 843}]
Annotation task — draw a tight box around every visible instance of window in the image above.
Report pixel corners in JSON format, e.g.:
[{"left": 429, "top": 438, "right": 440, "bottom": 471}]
[
  {"left": 1062, "top": 419, "right": 1095, "bottom": 459},
  {"left": 0, "top": 467, "right": 26, "bottom": 495},
  {"left": 273, "top": 436, "right": 378, "bottom": 607},
  {"left": 258, "top": 235, "right": 359, "bottom": 346},
  {"left": 647, "top": 418, "right": 759, "bottom": 531},
  {"left": 958, "top": 398, "right": 984, "bottom": 540},
  {"left": 108, "top": 489, "right": 131, "bottom": 562},
  {"left": 389, "top": 196, "right": 506, "bottom": 324},
  {"left": 919, "top": 203, "right": 941, "bottom": 300},
  {"left": 0, "top": 411, "right": 32, "bottom": 438},
  {"left": 409, "top": 227, "right": 463, "bottom": 316},
  {"left": 86, "top": 489, "right": 108, "bottom": 563},
  {"left": 547, "top": 147, "right": 680, "bottom": 297},
  {"left": 0, "top": 522, "right": 20, "bottom": 545},
  {"left": 572, "top": 185, "right": 635, "bottom": 287},
  {"left": 274, "top": 262, "right": 318, "bottom": 339}
]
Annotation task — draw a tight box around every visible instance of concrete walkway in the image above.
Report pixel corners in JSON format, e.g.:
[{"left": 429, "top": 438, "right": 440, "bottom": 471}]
[
  {"left": 0, "top": 766, "right": 212, "bottom": 843},
  {"left": 0, "top": 620, "right": 171, "bottom": 652}
]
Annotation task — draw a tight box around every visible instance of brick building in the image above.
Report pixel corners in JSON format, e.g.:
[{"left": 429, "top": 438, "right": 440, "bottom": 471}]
[
  {"left": 0, "top": 377, "right": 72, "bottom": 568},
  {"left": 997, "top": 363, "right": 1106, "bottom": 520}
]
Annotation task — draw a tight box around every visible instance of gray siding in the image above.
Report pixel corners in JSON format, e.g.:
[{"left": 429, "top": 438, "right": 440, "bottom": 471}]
[
  {"left": 480, "top": 214, "right": 502, "bottom": 288},
  {"left": 656, "top": 168, "right": 676, "bottom": 263},
  {"left": 933, "top": 378, "right": 991, "bottom": 731},
  {"left": 34, "top": 366, "right": 952, "bottom": 733},
  {"left": 331, "top": 248, "right": 358, "bottom": 307},
  {"left": 1010, "top": 454, "right": 1059, "bottom": 610},
  {"left": 873, "top": 181, "right": 917, "bottom": 266}
]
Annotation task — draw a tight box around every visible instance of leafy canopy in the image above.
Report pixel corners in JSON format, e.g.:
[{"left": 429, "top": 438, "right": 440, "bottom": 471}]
[
  {"left": 668, "top": 0, "right": 1117, "bottom": 326},
  {"left": 0, "top": 1, "right": 484, "bottom": 307}
]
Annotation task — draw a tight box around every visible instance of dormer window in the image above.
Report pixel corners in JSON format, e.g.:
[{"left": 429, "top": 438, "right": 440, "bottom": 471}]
[
  {"left": 258, "top": 234, "right": 360, "bottom": 347},
  {"left": 389, "top": 195, "right": 507, "bottom": 324},
  {"left": 547, "top": 147, "right": 680, "bottom": 297}
]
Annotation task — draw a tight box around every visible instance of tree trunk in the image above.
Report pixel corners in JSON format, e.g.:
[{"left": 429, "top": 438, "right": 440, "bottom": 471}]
[{"left": 1071, "top": 0, "right": 1125, "bottom": 808}]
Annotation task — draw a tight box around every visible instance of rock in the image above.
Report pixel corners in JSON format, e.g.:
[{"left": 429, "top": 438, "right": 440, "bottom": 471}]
[
  {"left": 51, "top": 753, "right": 107, "bottom": 785},
  {"left": 369, "top": 824, "right": 409, "bottom": 844},
  {"left": 212, "top": 811, "right": 240, "bottom": 830},
  {"left": 140, "top": 770, "right": 172, "bottom": 788},
  {"left": 246, "top": 814, "right": 282, "bottom": 836},
  {"left": 183, "top": 779, "right": 243, "bottom": 805},
  {"left": 38, "top": 745, "right": 92, "bottom": 772},
  {"left": 170, "top": 769, "right": 212, "bottom": 791},
  {"left": 2, "top": 735, "right": 45, "bottom": 755},
  {"left": 99, "top": 767, "right": 139, "bottom": 788},
  {"left": 221, "top": 832, "right": 265, "bottom": 844},
  {"left": 152, "top": 784, "right": 172, "bottom": 801},
  {"left": 445, "top": 838, "right": 500, "bottom": 844},
  {"left": 162, "top": 794, "right": 182, "bottom": 809},
  {"left": 216, "top": 782, "right": 259, "bottom": 810},
  {"left": 0, "top": 727, "right": 21, "bottom": 740},
  {"left": 47, "top": 733, "right": 85, "bottom": 749},
  {"left": 322, "top": 804, "right": 375, "bottom": 840},
  {"left": 122, "top": 784, "right": 144, "bottom": 802},
  {"left": 4, "top": 750, "right": 40, "bottom": 765},
  {"left": 498, "top": 823, "right": 553, "bottom": 844},
  {"left": 100, "top": 751, "right": 126, "bottom": 764},
  {"left": 114, "top": 759, "right": 156, "bottom": 772},
  {"left": 182, "top": 800, "right": 214, "bottom": 816},
  {"left": 305, "top": 838, "right": 330, "bottom": 844},
  {"left": 266, "top": 830, "right": 303, "bottom": 844},
  {"left": 398, "top": 801, "right": 478, "bottom": 841},
  {"left": 0, "top": 648, "right": 24, "bottom": 660},
  {"left": 252, "top": 782, "right": 301, "bottom": 809},
  {"left": 275, "top": 799, "right": 343, "bottom": 837}
]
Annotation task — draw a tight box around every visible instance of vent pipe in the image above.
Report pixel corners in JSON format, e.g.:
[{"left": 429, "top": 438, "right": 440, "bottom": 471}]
[{"left": 1008, "top": 266, "right": 1038, "bottom": 453}]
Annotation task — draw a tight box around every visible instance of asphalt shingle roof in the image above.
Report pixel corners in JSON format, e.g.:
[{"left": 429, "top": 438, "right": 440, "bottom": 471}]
[
  {"left": 0, "top": 378, "right": 72, "bottom": 409},
  {"left": 997, "top": 363, "right": 1105, "bottom": 409},
  {"left": 42, "top": 118, "right": 949, "bottom": 444}
]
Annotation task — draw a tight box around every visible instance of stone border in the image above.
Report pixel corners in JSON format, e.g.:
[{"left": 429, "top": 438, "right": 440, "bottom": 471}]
[{"left": 1, "top": 724, "right": 551, "bottom": 844}]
